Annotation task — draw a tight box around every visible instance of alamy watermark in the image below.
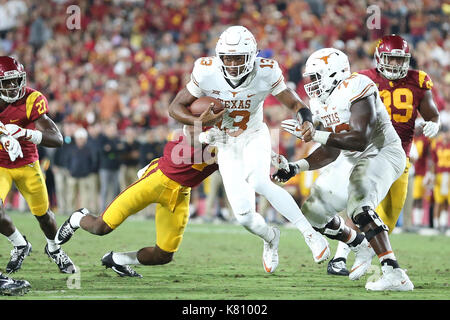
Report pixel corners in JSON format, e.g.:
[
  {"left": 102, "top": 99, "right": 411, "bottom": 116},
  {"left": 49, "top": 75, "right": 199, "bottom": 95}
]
[
  {"left": 66, "top": 5, "right": 81, "bottom": 30},
  {"left": 366, "top": 5, "right": 381, "bottom": 30}
]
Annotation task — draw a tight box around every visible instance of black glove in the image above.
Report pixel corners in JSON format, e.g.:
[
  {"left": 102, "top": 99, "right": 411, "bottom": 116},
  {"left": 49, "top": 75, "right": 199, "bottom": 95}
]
[{"left": 271, "top": 163, "right": 299, "bottom": 183}]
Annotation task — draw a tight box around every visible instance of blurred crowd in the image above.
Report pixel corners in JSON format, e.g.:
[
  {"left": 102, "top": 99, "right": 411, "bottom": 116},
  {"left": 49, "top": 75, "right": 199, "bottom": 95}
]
[{"left": 0, "top": 0, "right": 448, "bottom": 231}]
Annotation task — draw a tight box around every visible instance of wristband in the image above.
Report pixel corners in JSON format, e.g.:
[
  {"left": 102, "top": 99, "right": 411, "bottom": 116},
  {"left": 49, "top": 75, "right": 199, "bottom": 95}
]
[
  {"left": 27, "top": 129, "right": 43, "bottom": 145},
  {"left": 297, "top": 107, "right": 313, "bottom": 124},
  {"left": 293, "top": 159, "right": 309, "bottom": 172},
  {"left": 312, "top": 130, "right": 331, "bottom": 145}
]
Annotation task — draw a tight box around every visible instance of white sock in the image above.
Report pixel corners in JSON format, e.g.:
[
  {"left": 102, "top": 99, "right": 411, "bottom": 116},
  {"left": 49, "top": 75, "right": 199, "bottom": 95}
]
[
  {"left": 260, "top": 183, "right": 314, "bottom": 234},
  {"left": 334, "top": 241, "right": 351, "bottom": 261},
  {"left": 69, "top": 211, "right": 85, "bottom": 228},
  {"left": 7, "top": 229, "right": 27, "bottom": 247},
  {"left": 112, "top": 251, "right": 141, "bottom": 266},
  {"left": 46, "top": 238, "right": 60, "bottom": 252}
]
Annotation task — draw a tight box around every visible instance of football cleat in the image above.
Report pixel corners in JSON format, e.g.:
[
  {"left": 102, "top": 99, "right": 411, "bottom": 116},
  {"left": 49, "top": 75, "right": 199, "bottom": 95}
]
[
  {"left": 304, "top": 231, "right": 330, "bottom": 263},
  {"left": 262, "top": 227, "right": 280, "bottom": 273},
  {"left": 327, "top": 258, "right": 350, "bottom": 276},
  {"left": 349, "top": 238, "right": 375, "bottom": 280},
  {"left": 0, "top": 273, "right": 31, "bottom": 296},
  {"left": 44, "top": 245, "right": 77, "bottom": 274},
  {"left": 6, "top": 237, "right": 32, "bottom": 273},
  {"left": 101, "top": 252, "right": 142, "bottom": 278},
  {"left": 55, "top": 208, "right": 89, "bottom": 245},
  {"left": 365, "top": 265, "right": 414, "bottom": 291}
]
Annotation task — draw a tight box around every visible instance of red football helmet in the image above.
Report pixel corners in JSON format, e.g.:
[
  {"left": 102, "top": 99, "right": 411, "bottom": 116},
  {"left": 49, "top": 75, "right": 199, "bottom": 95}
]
[
  {"left": 0, "top": 56, "right": 26, "bottom": 103},
  {"left": 374, "top": 35, "right": 411, "bottom": 80}
]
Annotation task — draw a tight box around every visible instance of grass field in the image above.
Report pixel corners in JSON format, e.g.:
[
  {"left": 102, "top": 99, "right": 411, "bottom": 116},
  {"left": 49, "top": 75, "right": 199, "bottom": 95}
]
[{"left": 0, "top": 211, "right": 449, "bottom": 303}]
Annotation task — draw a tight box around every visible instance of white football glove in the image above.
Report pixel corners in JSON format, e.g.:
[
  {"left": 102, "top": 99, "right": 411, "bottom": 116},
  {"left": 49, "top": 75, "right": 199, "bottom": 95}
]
[
  {"left": 198, "top": 127, "right": 227, "bottom": 146},
  {"left": 271, "top": 150, "right": 289, "bottom": 170},
  {"left": 421, "top": 121, "right": 439, "bottom": 138},
  {"left": 280, "top": 119, "right": 303, "bottom": 139},
  {"left": 0, "top": 135, "right": 23, "bottom": 162},
  {"left": 5, "top": 124, "right": 42, "bottom": 145}
]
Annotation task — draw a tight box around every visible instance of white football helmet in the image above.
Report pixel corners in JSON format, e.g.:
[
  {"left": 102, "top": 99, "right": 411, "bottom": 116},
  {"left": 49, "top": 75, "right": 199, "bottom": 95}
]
[
  {"left": 215, "top": 26, "right": 258, "bottom": 81},
  {"left": 303, "top": 48, "right": 351, "bottom": 102}
]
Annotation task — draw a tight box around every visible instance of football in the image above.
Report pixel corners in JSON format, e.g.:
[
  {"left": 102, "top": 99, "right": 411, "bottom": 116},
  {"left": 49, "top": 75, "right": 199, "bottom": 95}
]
[{"left": 188, "top": 96, "right": 224, "bottom": 116}]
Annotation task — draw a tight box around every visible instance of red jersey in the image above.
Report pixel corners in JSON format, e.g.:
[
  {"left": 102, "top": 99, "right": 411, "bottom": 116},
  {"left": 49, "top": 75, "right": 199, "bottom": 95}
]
[
  {"left": 158, "top": 135, "right": 218, "bottom": 187},
  {"left": 413, "top": 134, "right": 430, "bottom": 176},
  {"left": 357, "top": 68, "right": 433, "bottom": 157},
  {"left": 0, "top": 87, "right": 49, "bottom": 168},
  {"left": 431, "top": 136, "right": 450, "bottom": 174}
]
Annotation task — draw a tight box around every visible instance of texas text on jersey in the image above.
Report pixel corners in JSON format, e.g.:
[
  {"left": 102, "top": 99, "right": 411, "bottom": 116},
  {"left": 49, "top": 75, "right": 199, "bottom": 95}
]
[
  {"left": 310, "top": 72, "right": 401, "bottom": 161},
  {"left": 186, "top": 56, "right": 286, "bottom": 135}
]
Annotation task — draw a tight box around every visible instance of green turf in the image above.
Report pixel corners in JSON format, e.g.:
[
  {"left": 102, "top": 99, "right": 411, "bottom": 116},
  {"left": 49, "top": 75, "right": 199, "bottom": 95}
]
[{"left": 0, "top": 211, "right": 449, "bottom": 300}]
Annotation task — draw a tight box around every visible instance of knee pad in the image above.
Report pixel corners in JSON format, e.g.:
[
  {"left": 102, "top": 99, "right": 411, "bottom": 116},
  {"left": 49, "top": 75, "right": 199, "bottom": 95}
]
[
  {"left": 316, "top": 216, "right": 345, "bottom": 240},
  {"left": 352, "top": 206, "right": 388, "bottom": 241}
]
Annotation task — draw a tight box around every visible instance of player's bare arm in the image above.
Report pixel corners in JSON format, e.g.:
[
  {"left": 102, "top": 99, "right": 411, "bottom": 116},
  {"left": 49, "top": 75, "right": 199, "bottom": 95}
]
[
  {"left": 321, "top": 95, "right": 377, "bottom": 152},
  {"left": 418, "top": 90, "right": 440, "bottom": 137},
  {"left": 169, "top": 88, "right": 224, "bottom": 126},
  {"left": 275, "top": 87, "right": 315, "bottom": 141},
  {"left": 32, "top": 115, "right": 63, "bottom": 148}
]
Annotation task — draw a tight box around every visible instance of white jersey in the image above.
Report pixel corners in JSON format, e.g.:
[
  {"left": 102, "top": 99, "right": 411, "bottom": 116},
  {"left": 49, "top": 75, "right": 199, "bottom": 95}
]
[
  {"left": 310, "top": 73, "right": 401, "bottom": 161},
  {"left": 186, "top": 56, "right": 287, "bottom": 134}
]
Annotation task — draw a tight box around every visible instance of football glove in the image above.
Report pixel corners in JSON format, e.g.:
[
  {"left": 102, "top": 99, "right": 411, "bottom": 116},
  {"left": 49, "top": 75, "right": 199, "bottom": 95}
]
[
  {"left": 421, "top": 121, "right": 439, "bottom": 138},
  {"left": 198, "top": 127, "right": 227, "bottom": 147},
  {"left": 0, "top": 121, "right": 8, "bottom": 136},
  {"left": 271, "top": 150, "right": 289, "bottom": 170},
  {"left": 272, "top": 163, "right": 300, "bottom": 183},
  {"left": 280, "top": 119, "right": 303, "bottom": 139},
  {"left": 5, "top": 124, "right": 42, "bottom": 145},
  {"left": 0, "top": 135, "right": 23, "bottom": 162}
]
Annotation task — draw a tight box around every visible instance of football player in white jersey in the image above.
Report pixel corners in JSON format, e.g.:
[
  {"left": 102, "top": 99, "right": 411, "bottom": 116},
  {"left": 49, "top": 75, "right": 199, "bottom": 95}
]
[
  {"left": 274, "top": 48, "right": 414, "bottom": 291},
  {"left": 169, "top": 25, "right": 330, "bottom": 274}
]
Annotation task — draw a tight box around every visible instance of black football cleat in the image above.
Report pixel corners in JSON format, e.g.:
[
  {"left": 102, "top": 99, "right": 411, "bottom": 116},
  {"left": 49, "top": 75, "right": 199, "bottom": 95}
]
[
  {"left": 0, "top": 273, "right": 31, "bottom": 296},
  {"left": 327, "top": 258, "right": 350, "bottom": 276},
  {"left": 6, "top": 237, "right": 32, "bottom": 273},
  {"left": 101, "top": 252, "right": 142, "bottom": 278},
  {"left": 55, "top": 208, "right": 89, "bottom": 245},
  {"left": 45, "top": 245, "right": 77, "bottom": 274}
]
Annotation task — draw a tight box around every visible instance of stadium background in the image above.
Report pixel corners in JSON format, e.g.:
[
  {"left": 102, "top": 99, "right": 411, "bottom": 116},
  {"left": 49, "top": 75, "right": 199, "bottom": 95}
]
[{"left": 0, "top": 0, "right": 448, "bottom": 231}]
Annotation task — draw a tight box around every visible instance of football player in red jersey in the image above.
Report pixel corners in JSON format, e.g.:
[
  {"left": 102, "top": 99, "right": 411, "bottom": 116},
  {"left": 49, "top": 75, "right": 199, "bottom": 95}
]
[
  {"left": 327, "top": 35, "right": 441, "bottom": 276},
  {"left": 54, "top": 120, "right": 222, "bottom": 277},
  {"left": 0, "top": 56, "right": 76, "bottom": 274}
]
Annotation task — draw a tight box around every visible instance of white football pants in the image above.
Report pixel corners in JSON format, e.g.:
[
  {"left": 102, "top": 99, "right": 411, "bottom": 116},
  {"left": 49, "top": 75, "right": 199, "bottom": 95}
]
[
  {"left": 218, "top": 123, "right": 314, "bottom": 238},
  {"left": 302, "top": 143, "right": 406, "bottom": 228}
]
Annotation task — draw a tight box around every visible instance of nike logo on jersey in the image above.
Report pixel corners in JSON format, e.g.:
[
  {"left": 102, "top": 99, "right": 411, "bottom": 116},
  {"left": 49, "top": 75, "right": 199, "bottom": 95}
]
[
  {"left": 9, "top": 119, "right": 19, "bottom": 123},
  {"left": 247, "top": 93, "right": 256, "bottom": 98}
]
